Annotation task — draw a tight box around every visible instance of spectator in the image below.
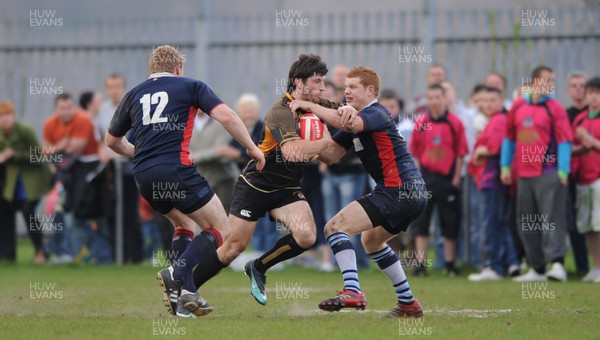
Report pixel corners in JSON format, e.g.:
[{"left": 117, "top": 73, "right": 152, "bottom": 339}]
[
  {"left": 565, "top": 73, "right": 590, "bottom": 275},
  {"left": 469, "top": 84, "right": 490, "bottom": 138},
  {"left": 501, "top": 65, "right": 572, "bottom": 282},
  {"left": 409, "top": 84, "right": 469, "bottom": 276},
  {"left": 323, "top": 80, "right": 337, "bottom": 104},
  {"left": 189, "top": 109, "right": 240, "bottom": 212},
  {"left": 0, "top": 100, "right": 53, "bottom": 263},
  {"left": 97, "top": 74, "right": 143, "bottom": 264},
  {"left": 407, "top": 63, "right": 447, "bottom": 120},
  {"left": 221, "top": 94, "right": 265, "bottom": 171},
  {"left": 441, "top": 80, "right": 481, "bottom": 269},
  {"left": 467, "top": 85, "right": 491, "bottom": 265},
  {"left": 44, "top": 181, "right": 77, "bottom": 264},
  {"left": 467, "top": 87, "right": 520, "bottom": 280},
  {"left": 96, "top": 74, "right": 126, "bottom": 145},
  {"left": 79, "top": 91, "right": 104, "bottom": 121},
  {"left": 43, "top": 93, "right": 112, "bottom": 264},
  {"left": 571, "top": 76, "right": 600, "bottom": 282},
  {"left": 485, "top": 72, "right": 512, "bottom": 110},
  {"left": 330, "top": 65, "right": 349, "bottom": 103},
  {"left": 380, "top": 89, "right": 410, "bottom": 144}
]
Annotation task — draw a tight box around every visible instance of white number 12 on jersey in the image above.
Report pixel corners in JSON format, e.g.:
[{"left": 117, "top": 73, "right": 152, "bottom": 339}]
[{"left": 140, "top": 92, "right": 169, "bottom": 125}]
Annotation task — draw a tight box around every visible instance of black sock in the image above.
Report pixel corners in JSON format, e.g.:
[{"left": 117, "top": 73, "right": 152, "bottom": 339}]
[
  {"left": 534, "top": 266, "right": 546, "bottom": 275},
  {"left": 254, "top": 234, "right": 309, "bottom": 273},
  {"left": 445, "top": 261, "right": 455, "bottom": 271},
  {"left": 552, "top": 257, "right": 564, "bottom": 265},
  {"left": 193, "top": 252, "right": 228, "bottom": 288}
]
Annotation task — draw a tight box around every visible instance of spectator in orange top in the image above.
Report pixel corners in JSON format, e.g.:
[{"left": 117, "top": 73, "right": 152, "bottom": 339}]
[{"left": 43, "top": 93, "right": 112, "bottom": 264}]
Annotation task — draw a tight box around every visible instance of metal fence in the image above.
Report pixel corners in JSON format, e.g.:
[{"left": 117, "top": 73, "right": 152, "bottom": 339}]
[{"left": 1, "top": 1, "right": 599, "bottom": 135}]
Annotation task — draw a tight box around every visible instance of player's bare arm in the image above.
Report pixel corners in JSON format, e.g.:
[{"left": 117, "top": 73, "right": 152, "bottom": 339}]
[
  {"left": 210, "top": 103, "right": 265, "bottom": 170},
  {"left": 316, "top": 141, "right": 346, "bottom": 165},
  {"left": 105, "top": 132, "right": 135, "bottom": 158},
  {"left": 289, "top": 100, "right": 363, "bottom": 133},
  {"left": 280, "top": 124, "right": 333, "bottom": 162}
]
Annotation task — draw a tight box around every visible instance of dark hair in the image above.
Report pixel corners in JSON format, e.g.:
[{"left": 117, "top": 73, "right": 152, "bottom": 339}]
[
  {"left": 485, "top": 86, "right": 502, "bottom": 96},
  {"left": 471, "top": 83, "right": 487, "bottom": 96},
  {"left": 531, "top": 65, "right": 553, "bottom": 79},
  {"left": 585, "top": 77, "right": 600, "bottom": 91},
  {"left": 79, "top": 91, "right": 95, "bottom": 110},
  {"left": 428, "top": 83, "right": 445, "bottom": 95},
  {"left": 287, "top": 54, "right": 328, "bottom": 93},
  {"left": 380, "top": 89, "right": 398, "bottom": 100},
  {"left": 379, "top": 89, "right": 404, "bottom": 111},
  {"left": 54, "top": 92, "right": 73, "bottom": 107}
]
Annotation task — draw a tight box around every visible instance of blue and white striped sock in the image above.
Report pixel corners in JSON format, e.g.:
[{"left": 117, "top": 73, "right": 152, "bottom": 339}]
[
  {"left": 327, "top": 232, "right": 361, "bottom": 294},
  {"left": 369, "top": 246, "right": 414, "bottom": 305}
]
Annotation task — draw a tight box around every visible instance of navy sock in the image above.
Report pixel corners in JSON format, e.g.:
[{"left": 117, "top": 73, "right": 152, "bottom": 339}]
[
  {"left": 171, "top": 228, "right": 193, "bottom": 262},
  {"left": 193, "top": 252, "right": 228, "bottom": 288},
  {"left": 173, "top": 228, "right": 222, "bottom": 292}
]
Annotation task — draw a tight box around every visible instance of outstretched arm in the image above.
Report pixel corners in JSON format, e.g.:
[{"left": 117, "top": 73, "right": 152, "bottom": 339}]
[
  {"left": 289, "top": 100, "right": 364, "bottom": 133},
  {"left": 209, "top": 104, "right": 265, "bottom": 170}
]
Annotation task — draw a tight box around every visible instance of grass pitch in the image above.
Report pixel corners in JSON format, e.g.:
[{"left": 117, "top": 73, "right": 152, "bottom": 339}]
[{"left": 1, "top": 239, "right": 599, "bottom": 339}]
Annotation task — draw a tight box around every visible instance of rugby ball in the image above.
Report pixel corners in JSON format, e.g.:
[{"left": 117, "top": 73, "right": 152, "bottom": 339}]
[{"left": 299, "top": 113, "right": 323, "bottom": 141}]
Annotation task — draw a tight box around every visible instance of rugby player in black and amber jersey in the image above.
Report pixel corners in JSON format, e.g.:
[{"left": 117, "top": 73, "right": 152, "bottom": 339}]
[{"left": 191, "top": 54, "right": 341, "bottom": 306}]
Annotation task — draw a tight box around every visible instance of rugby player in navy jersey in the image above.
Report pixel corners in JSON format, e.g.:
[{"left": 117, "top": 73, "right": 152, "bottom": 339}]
[
  {"left": 105, "top": 45, "right": 265, "bottom": 317},
  {"left": 289, "top": 66, "right": 427, "bottom": 318}
]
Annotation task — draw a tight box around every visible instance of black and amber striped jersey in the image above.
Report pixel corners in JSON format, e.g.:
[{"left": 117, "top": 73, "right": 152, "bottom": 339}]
[{"left": 240, "top": 96, "right": 340, "bottom": 192}]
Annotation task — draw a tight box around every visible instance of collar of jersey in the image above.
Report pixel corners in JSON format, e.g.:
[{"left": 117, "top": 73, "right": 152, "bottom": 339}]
[
  {"left": 148, "top": 72, "right": 175, "bottom": 79},
  {"left": 523, "top": 91, "right": 553, "bottom": 105},
  {"left": 429, "top": 110, "right": 449, "bottom": 122},
  {"left": 362, "top": 99, "right": 378, "bottom": 110}
]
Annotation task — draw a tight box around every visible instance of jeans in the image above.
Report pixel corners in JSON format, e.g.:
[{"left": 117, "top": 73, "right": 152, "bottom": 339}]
[
  {"left": 468, "top": 178, "right": 483, "bottom": 267},
  {"left": 66, "top": 213, "right": 113, "bottom": 264},
  {"left": 322, "top": 172, "right": 370, "bottom": 268},
  {"left": 141, "top": 220, "right": 162, "bottom": 260},
  {"left": 482, "top": 189, "right": 519, "bottom": 276},
  {"left": 45, "top": 212, "right": 78, "bottom": 258}
]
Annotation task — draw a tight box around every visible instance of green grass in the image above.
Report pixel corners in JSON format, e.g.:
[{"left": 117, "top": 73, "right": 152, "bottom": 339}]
[{"left": 1, "top": 239, "right": 599, "bottom": 339}]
